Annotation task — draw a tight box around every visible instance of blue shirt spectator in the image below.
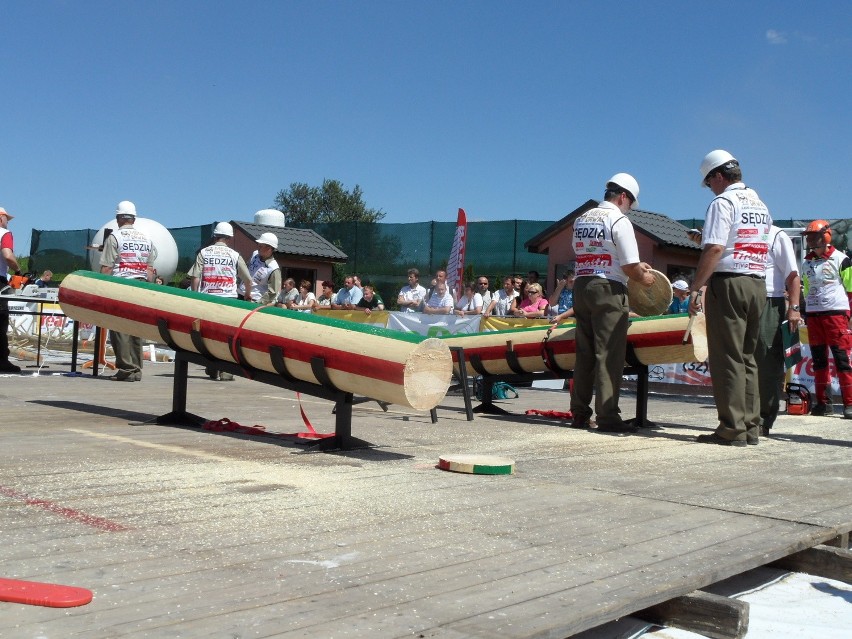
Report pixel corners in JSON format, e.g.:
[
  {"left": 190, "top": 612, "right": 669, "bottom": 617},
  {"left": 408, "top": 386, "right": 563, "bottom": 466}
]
[
  {"left": 668, "top": 279, "right": 691, "bottom": 314},
  {"left": 549, "top": 271, "right": 575, "bottom": 317},
  {"left": 332, "top": 275, "right": 363, "bottom": 309}
]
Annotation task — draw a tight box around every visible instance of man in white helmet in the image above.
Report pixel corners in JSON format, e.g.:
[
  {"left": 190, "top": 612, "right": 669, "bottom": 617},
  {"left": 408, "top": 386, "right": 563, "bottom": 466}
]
[
  {"left": 99, "top": 200, "right": 158, "bottom": 382},
  {"left": 569, "top": 173, "right": 655, "bottom": 433},
  {"left": 689, "top": 150, "right": 771, "bottom": 445},
  {"left": 189, "top": 222, "right": 252, "bottom": 300},
  {"left": 238, "top": 232, "right": 281, "bottom": 306},
  {"left": 0, "top": 207, "right": 23, "bottom": 373},
  {"left": 189, "top": 221, "right": 253, "bottom": 381}
]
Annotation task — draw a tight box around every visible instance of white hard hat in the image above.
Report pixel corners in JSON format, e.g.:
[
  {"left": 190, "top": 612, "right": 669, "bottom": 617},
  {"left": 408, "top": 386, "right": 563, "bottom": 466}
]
[
  {"left": 116, "top": 200, "right": 137, "bottom": 217},
  {"left": 699, "top": 149, "right": 738, "bottom": 185},
  {"left": 606, "top": 173, "right": 639, "bottom": 205},
  {"left": 257, "top": 232, "right": 279, "bottom": 249},
  {"left": 672, "top": 279, "right": 689, "bottom": 291},
  {"left": 0, "top": 206, "right": 13, "bottom": 220},
  {"left": 213, "top": 221, "right": 233, "bottom": 237}
]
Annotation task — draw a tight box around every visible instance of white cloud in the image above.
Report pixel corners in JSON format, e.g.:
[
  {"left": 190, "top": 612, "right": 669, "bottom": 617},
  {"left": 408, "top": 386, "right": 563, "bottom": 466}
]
[{"left": 766, "top": 29, "right": 788, "bottom": 45}]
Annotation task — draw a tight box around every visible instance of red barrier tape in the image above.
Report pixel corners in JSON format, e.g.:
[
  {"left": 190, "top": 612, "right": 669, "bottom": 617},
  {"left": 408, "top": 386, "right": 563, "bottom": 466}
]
[
  {"left": 294, "top": 392, "right": 332, "bottom": 438},
  {"left": 202, "top": 417, "right": 334, "bottom": 440},
  {"left": 229, "top": 305, "right": 265, "bottom": 379},
  {"left": 202, "top": 393, "right": 334, "bottom": 441},
  {"left": 525, "top": 409, "right": 573, "bottom": 419}
]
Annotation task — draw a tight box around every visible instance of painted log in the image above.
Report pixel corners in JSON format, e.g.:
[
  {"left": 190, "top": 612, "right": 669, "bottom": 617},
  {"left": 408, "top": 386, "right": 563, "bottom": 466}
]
[
  {"left": 58, "top": 271, "right": 453, "bottom": 410},
  {"left": 441, "top": 313, "right": 707, "bottom": 377}
]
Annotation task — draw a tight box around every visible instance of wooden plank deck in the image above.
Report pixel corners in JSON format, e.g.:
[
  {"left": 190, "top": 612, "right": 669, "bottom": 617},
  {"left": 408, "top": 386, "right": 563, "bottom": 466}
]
[{"left": 1, "top": 364, "right": 850, "bottom": 638}]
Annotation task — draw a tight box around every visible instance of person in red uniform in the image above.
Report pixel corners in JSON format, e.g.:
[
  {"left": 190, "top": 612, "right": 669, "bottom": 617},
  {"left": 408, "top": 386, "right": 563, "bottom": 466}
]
[{"left": 801, "top": 220, "right": 852, "bottom": 418}]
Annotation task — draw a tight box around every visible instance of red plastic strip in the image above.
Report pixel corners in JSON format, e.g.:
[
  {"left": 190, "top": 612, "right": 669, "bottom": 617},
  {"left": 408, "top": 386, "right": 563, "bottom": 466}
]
[{"left": 0, "top": 577, "right": 93, "bottom": 608}]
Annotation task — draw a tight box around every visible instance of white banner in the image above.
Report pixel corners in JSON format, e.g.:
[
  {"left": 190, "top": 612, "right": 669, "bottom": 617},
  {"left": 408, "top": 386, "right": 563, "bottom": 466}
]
[
  {"left": 646, "top": 361, "right": 712, "bottom": 387},
  {"left": 387, "top": 311, "right": 481, "bottom": 337},
  {"left": 6, "top": 300, "right": 76, "bottom": 339},
  {"left": 643, "top": 343, "right": 838, "bottom": 397}
]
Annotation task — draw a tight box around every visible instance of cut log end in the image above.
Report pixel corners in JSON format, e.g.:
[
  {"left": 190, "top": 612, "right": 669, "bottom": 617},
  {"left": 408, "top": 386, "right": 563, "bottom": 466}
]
[
  {"left": 688, "top": 312, "right": 708, "bottom": 362},
  {"left": 632, "top": 312, "right": 709, "bottom": 366},
  {"left": 404, "top": 338, "right": 454, "bottom": 411}
]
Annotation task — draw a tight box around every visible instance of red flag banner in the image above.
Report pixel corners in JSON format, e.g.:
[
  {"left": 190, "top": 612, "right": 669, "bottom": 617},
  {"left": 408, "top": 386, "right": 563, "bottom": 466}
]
[{"left": 446, "top": 208, "right": 467, "bottom": 299}]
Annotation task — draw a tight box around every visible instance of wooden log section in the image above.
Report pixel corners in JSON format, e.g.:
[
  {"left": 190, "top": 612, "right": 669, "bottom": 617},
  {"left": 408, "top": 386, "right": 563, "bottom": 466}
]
[
  {"left": 636, "top": 590, "right": 749, "bottom": 639},
  {"left": 769, "top": 544, "right": 852, "bottom": 585},
  {"left": 441, "top": 313, "right": 708, "bottom": 377},
  {"left": 58, "top": 271, "right": 453, "bottom": 410},
  {"left": 824, "top": 531, "right": 850, "bottom": 549}
]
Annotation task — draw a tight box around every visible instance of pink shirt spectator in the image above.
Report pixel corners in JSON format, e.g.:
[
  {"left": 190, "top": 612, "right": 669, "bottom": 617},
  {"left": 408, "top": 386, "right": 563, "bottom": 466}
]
[{"left": 518, "top": 297, "right": 549, "bottom": 313}]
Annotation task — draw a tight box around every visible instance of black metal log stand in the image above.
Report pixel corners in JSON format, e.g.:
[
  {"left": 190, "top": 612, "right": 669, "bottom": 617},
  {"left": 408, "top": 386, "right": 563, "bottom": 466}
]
[
  {"left": 153, "top": 319, "right": 373, "bottom": 451},
  {"left": 464, "top": 340, "right": 653, "bottom": 428},
  {"left": 92, "top": 326, "right": 101, "bottom": 377},
  {"left": 444, "top": 345, "right": 475, "bottom": 422}
]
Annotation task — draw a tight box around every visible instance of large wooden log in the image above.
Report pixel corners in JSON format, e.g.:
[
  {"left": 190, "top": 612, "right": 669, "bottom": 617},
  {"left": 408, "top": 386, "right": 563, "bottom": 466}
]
[
  {"left": 441, "top": 314, "right": 707, "bottom": 377},
  {"left": 637, "top": 590, "right": 749, "bottom": 639},
  {"left": 58, "top": 272, "right": 453, "bottom": 410},
  {"left": 769, "top": 544, "right": 852, "bottom": 584}
]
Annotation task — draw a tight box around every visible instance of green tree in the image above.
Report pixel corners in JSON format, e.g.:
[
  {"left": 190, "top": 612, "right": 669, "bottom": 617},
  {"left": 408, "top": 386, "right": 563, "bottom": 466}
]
[{"left": 274, "top": 179, "right": 385, "bottom": 224}]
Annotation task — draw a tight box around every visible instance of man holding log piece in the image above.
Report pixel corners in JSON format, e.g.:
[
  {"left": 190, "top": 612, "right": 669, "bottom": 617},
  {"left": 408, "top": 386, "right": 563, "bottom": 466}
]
[{"left": 569, "top": 173, "right": 655, "bottom": 433}]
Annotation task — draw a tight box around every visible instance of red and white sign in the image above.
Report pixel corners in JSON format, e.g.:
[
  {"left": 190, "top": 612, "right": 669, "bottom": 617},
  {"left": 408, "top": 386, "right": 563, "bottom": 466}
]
[{"left": 446, "top": 208, "right": 467, "bottom": 299}]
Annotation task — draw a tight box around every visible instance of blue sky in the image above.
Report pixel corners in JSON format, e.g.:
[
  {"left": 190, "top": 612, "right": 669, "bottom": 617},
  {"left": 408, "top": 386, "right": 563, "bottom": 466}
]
[{"left": 2, "top": 1, "right": 850, "bottom": 255}]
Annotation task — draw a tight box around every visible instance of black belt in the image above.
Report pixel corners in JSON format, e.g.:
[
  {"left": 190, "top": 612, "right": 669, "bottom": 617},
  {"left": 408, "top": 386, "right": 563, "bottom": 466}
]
[
  {"left": 579, "top": 277, "right": 626, "bottom": 292},
  {"left": 711, "top": 272, "right": 764, "bottom": 280}
]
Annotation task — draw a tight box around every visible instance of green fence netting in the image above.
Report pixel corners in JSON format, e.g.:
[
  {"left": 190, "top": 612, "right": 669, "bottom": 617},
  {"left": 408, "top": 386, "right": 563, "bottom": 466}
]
[
  {"left": 280, "top": 219, "right": 553, "bottom": 302},
  {"left": 30, "top": 220, "right": 551, "bottom": 287},
  {"left": 28, "top": 229, "right": 97, "bottom": 274},
  {"left": 32, "top": 218, "right": 845, "bottom": 290},
  {"left": 170, "top": 224, "right": 215, "bottom": 273}
]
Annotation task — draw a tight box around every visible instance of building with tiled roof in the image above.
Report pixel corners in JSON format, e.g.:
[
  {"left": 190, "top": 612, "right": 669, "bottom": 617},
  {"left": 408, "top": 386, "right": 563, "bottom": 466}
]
[{"left": 230, "top": 221, "right": 348, "bottom": 296}]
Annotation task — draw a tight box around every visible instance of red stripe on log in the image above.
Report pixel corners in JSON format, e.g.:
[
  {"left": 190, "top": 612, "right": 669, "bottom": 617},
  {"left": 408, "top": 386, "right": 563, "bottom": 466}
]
[
  {"left": 627, "top": 330, "right": 685, "bottom": 349},
  {"left": 450, "top": 329, "right": 686, "bottom": 364},
  {"left": 451, "top": 339, "right": 577, "bottom": 363}
]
